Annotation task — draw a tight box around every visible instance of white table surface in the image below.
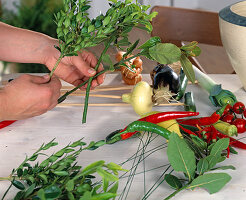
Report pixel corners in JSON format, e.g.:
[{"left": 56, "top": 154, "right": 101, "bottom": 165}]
[{"left": 1, "top": 73, "right": 246, "bottom": 200}]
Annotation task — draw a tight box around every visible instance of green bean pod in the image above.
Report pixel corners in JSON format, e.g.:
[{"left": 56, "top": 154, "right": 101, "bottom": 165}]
[
  {"left": 184, "top": 92, "right": 196, "bottom": 112},
  {"left": 175, "top": 68, "right": 188, "bottom": 101},
  {"left": 113, "top": 121, "right": 172, "bottom": 140}
]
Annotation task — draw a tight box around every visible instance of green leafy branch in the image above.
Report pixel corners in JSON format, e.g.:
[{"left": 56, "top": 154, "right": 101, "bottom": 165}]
[
  {"left": 0, "top": 139, "right": 126, "bottom": 200},
  {"left": 51, "top": 0, "right": 200, "bottom": 123},
  {"left": 164, "top": 133, "right": 234, "bottom": 199}
]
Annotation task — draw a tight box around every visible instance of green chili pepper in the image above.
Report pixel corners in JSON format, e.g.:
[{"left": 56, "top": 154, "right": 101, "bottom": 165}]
[
  {"left": 106, "top": 129, "right": 122, "bottom": 144},
  {"left": 184, "top": 92, "right": 196, "bottom": 112},
  {"left": 176, "top": 68, "right": 188, "bottom": 101},
  {"left": 112, "top": 121, "right": 172, "bottom": 140}
]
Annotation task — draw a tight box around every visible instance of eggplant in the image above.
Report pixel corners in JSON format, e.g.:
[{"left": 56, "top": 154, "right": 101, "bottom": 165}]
[{"left": 150, "top": 64, "right": 180, "bottom": 94}]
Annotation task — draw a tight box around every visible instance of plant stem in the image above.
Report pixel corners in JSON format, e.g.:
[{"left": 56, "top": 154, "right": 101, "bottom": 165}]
[
  {"left": 164, "top": 184, "right": 188, "bottom": 200},
  {"left": 0, "top": 177, "right": 11, "bottom": 181},
  {"left": 49, "top": 53, "right": 64, "bottom": 78},
  {"left": 1, "top": 181, "right": 13, "bottom": 200},
  {"left": 82, "top": 40, "right": 112, "bottom": 123}
]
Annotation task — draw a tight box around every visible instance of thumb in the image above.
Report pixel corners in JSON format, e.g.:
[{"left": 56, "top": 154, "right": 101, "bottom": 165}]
[
  {"left": 30, "top": 74, "right": 50, "bottom": 84},
  {"left": 71, "top": 56, "right": 96, "bottom": 77}
]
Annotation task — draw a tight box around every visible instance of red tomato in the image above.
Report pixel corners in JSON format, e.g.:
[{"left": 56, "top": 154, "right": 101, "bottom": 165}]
[
  {"left": 243, "top": 110, "right": 246, "bottom": 118},
  {"left": 222, "top": 114, "right": 234, "bottom": 124},
  {"left": 232, "top": 118, "right": 246, "bottom": 133},
  {"left": 223, "top": 104, "right": 233, "bottom": 116},
  {"left": 233, "top": 102, "right": 245, "bottom": 114}
]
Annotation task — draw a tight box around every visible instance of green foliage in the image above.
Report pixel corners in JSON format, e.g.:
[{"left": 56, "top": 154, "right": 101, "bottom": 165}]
[
  {"left": 165, "top": 133, "right": 234, "bottom": 198},
  {"left": 2, "top": 139, "right": 125, "bottom": 200},
  {"left": 1, "top": 0, "right": 63, "bottom": 73}
]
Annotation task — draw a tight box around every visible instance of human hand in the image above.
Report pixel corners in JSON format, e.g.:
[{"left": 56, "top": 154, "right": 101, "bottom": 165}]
[
  {"left": 44, "top": 40, "right": 105, "bottom": 89},
  {"left": 0, "top": 74, "right": 61, "bottom": 120}
]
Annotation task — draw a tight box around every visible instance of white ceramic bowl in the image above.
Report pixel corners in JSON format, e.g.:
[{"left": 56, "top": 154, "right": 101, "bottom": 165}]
[{"left": 219, "top": 1, "right": 246, "bottom": 90}]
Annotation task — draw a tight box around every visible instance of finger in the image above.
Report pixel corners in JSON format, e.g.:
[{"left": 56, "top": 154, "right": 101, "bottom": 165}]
[
  {"left": 95, "top": 63, "right": 105, "bottom": 85},
  {"left": 71, "top": 54, "right": 96, "bottom": 77},
  {"left": 22, "top": 74, "right": 50, "bottom": 84},
  {"left": 46, "top": 76, "right": 62, "bottom": 92}
]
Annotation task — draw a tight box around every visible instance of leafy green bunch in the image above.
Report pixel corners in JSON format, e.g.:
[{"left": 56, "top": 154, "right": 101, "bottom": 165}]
[
  {"left": 165, "top": 133, "right": 234, "bottom": 199},
  {"left": 1, "top": 139, "right": 126, "bottom": 200}
]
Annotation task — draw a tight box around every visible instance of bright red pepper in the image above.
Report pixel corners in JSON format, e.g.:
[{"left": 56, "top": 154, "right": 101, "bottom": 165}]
[
  {"left": 120, "top": 111, "right": 199, "bottom": 140},
  {"left": 177, "top": 112, "right": 220, "bottom": 126},
  {"left": 0, "top": 120, "right": 16, "bottom": 129},
  {"left": 216, "top": 130, "right": 246, "bottom": 149},
  {"left": 179, "top": 125, "right": 197, "bottom": 136}
]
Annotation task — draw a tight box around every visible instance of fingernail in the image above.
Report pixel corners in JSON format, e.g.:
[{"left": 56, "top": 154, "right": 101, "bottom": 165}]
[
  {"left": 88, "top": 68, "right": 96, "bottom": 75},
  {"left": 43, "top": 74, "right": 50, "bottom": 80}
]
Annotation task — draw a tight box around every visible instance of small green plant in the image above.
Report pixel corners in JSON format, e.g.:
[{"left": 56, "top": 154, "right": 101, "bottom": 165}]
[
  {"left": 0, "top": 139, "right": 125, "bottom": 200},
  {"left": 52, "top": 0, "right": 200, "bottom": 123},
  {"left": 164, "top": 133, "right": 234, "bottom": 199}
]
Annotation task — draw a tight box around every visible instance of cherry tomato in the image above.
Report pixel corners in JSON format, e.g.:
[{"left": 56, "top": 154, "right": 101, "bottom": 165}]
[
  {"left": 222, "top": 114, "right": 234, "bottom": 124},
  {"left": 222, "top": 104, "right": 233, "bottom": 116},
  {"left": 233, "top": 102, "right": 245, "bottom": 114},
  {"left": 232, "top": 118, "right": 246, "bottom": 133},
  {"left": 243, "top": 110, "right": 246, "bottom": 118}
]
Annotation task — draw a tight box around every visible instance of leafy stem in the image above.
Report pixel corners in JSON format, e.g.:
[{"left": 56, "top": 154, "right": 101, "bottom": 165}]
[
  {"left": 49, "top": 52, "right": 65, "bottom": 78},
  {"left": 82, "top": 37, "right": 114, "bottom": 123},
  {"left": 164, "top": 184, "right": 188, "bottom": 200}
]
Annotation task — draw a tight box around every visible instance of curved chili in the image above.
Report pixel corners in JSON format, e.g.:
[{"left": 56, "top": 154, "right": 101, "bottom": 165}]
[
  {"left": 113, "top": 121, "right": 172, "bottom": 140},
  {"left": 177, "top": 112, "right": 220, "bottom": 126},
  {"left": 120, "top": 111, "right": 199, "bottom": 140}
]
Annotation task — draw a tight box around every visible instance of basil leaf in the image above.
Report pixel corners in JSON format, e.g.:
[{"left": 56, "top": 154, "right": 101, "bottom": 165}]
[
  {"left": 164, "top": 174, "right": 182, "bottom": 189},
  {"left": 180, "top": 54, "right": 196, "bottom": 83}
]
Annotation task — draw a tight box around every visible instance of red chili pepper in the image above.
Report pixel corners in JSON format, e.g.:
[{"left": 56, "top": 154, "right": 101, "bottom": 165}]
[
  {"left": 177, "top": 112, "right": 220, "bottom": 126},
  {"left": 211, "top": 126, "right": 218, "bottom": 143},
  {"left": 120, "top": 111, "right": 199, "bottom": 140},
  {"left": 179, "top": 125, "right": 197, "bottom": 136},
  {"left": 216, "top": 130, "right": 246, "bottom": 150},
  {"left": 227, "top": 146, "right": 230, "bottom": 158},
  {"left": 0, "top": 120, "right": 16, "bottom": 129}
]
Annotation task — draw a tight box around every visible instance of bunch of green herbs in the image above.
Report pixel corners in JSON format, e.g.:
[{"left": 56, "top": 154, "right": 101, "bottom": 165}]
[
  {"left": 0, "top": 139, "right": 126, "bottom": 200},
  {"left": 164, "top": 133, "right": 234, "bottom": 199}
]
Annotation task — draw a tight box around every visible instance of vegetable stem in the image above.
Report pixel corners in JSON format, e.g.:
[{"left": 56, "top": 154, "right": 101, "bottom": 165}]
[
  {"left": 164, "top": 184, "right": 188, "bottom": 200},
  {"left": 49, "top": 53, "right": 64, "bottom": 78},
  {"left": 82, "top": 40, "right": 112, "bottom": 123},
  {"left": 193, "top": 65, "right": 216, "bottom": 93}
]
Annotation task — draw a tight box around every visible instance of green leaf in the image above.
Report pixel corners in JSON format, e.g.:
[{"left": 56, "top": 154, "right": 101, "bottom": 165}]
[
  {"left": 167, "top": 133, "right": 196, "bottom": 181},
  {"left": 37, "top": 189, "right": 45, "bottom": 200},
  {"left": 210, "top": 138, "right": 230, "bottom": 156},
  {"left": 81, "top": 160, "right": 105, "bottom": 176},
  {"left": 81, "top": 5, "right": 91, "bottom": 12},
  {"left": 103, "top": 16, "right": 111, "bottom": 26},
  {"left": 38, "top": 174, "right": 48, "bottom": 184},
  {"left": 29, "top": 154, "right": 38, "bottom": 161},
  {"left": 197, "top": 158, "right": 209, "bottom": 175},
  {"left": 181, "top": 41, "right": 198, "bottom": 50},
  {"left": 108, "top": 182, "right": 119, "bottom": 195},
  {"left": 68, "top": 191, "right": 75, "bottom": 200},
  {"left": 91, "top": 193, "right": 117, "bottom": 200},
  {"left": 44, "top": 185, "right": 62, "bottom": 198},
  {"left": 70, "top": 139, "right": 86, "bottom": 147},
  {"left": 66, "top": 180, "right": 75, "bottom": 192},
  {"left": 103, "top": 178, "right": 109, "bottom": 192},
  {"left": 53, "top": 171, "right": 69, "bottom": 176},
  {"left": 188, "top": 173, "right": 231, "bottom": 194},
  {"left": 24, "top": 184, "right": 35, "bottom": 198},
  {"left": 118, "top": 37, "right": 130, "bottom": 46},
  {"left": 180, "top": 54, "right": 196, "bottom": 83},
  {"left": 17, "top": 168, "right": 23, "bottom": 177},
  {"left": 97, "top": 167, "right": 119, "bottom": 182},
  {"left": 102, "top": 54, "right": 113, "bottom": 65},
  {"left": 164, "top": 174, "right": 182, "bottom": 189},
  {"left": 192, "top": 46, "right": 201, "bottom": 57},
  {"left": 12, "top": 180, "right": 25, "bottom": 190},
  {"left": 210, "top": 165, "right": 236, "bottom": 171},
  {"left": 210, "top": 84, "right": 222, "bottom": 96},
  {"left": 108, "top": 0, "right": 117, "bottom": 3},
  {"left": 107, "top": 162, "right": 128, "bottom": 172},
  {"left": 79, "top": 191, "right": 92, "bottom": 200},
  {"left": 149, "top": 43, "right": 181, "bottom": 64},
  {"left": 138, "top": 36, "right": 161, "bottom": 50},
  {"left": 124, "top": 39, "right": 140, "bottom": 58}
]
